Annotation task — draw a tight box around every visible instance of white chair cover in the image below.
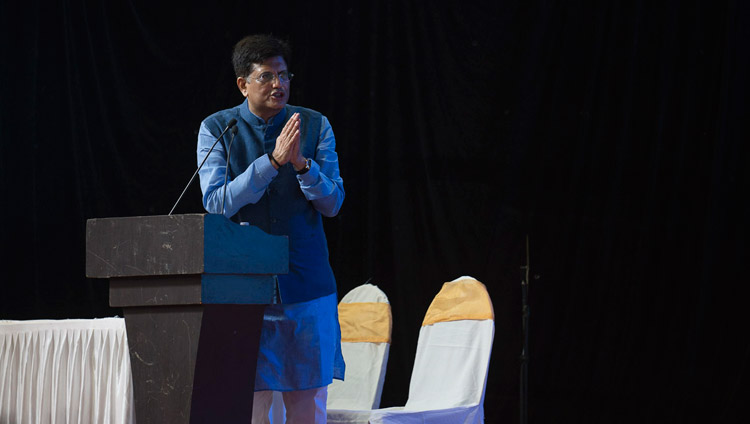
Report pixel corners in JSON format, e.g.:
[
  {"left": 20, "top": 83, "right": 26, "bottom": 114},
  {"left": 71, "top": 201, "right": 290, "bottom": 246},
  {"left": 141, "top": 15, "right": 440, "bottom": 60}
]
[
  {"left": 329, "top": 276, "right": 494, "bottom": 424},
  {"left": 328, "top": 283, "right": 392, "bottom": 411},
  {"left": 0, "top": 318, "right": 135, "bottom": 424}
]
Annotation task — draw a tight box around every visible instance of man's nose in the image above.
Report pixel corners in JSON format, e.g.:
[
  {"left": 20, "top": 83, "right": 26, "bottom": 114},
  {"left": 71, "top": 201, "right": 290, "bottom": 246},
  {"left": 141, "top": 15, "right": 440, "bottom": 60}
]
[{"left": 272, "top": 74, "right": 283, "bottom": 88}]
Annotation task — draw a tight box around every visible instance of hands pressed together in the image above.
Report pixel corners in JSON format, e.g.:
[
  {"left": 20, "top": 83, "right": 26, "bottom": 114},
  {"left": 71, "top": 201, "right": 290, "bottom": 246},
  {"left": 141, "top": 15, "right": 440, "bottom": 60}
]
[{"left": 271, "top": 113, "right": 307, "bottom": 171}]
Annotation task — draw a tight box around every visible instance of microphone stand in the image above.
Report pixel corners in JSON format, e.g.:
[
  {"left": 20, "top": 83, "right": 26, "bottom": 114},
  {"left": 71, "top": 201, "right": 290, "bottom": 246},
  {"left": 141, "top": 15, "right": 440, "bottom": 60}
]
[
  {"left": 520, "top": 235, "right": 530, "bottom": 424},
  {"left": 221, "top": 125, "right": 239, "bottom": 216}
]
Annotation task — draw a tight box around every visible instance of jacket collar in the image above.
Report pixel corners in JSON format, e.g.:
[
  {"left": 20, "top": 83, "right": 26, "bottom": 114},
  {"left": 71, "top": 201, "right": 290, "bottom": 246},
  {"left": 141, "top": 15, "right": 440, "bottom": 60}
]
[{"left": 239, "top": 98, "right": 288, "bottom": 129}]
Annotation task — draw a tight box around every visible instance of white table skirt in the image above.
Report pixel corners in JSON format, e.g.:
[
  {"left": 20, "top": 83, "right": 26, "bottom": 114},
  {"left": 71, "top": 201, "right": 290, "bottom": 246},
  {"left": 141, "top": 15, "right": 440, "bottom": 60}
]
[{"left": 0, "top": 318, "right": 135, "bottom": 424}]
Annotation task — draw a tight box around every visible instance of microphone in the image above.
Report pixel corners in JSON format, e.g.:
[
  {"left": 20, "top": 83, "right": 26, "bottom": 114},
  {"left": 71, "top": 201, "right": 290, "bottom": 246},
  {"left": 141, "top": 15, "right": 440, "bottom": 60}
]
[
  {"left": 220, "top": 125, "right": 239, "bottom": 216},
  {"left": 168, "top": 118, "right": 238, "bottom": 215}
]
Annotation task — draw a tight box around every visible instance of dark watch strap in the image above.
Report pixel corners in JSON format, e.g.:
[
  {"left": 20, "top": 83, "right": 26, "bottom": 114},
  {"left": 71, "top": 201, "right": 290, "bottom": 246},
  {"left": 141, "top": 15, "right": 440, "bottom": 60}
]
[{"left": 297, "top": 158, "right": 311, "bottom": 175}]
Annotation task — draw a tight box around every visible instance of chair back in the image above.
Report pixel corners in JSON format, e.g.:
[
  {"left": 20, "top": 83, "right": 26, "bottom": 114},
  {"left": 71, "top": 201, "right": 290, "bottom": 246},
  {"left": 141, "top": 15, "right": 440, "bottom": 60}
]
[
  {"left": 327, "top": 283, "right": 392, "bottom": 410},
  {"left": 403, "top": 276, "right": 494, "bottom": 411}
]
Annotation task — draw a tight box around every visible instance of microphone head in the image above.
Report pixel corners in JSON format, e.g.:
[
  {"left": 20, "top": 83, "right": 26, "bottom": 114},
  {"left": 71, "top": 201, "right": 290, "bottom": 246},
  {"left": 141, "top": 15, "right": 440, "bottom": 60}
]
[
  {"left": 227, "top": 118, "right": 238, "bottom": 128},
  {"left": 231, "top": 125, "right": 238, "bottom": 135}
]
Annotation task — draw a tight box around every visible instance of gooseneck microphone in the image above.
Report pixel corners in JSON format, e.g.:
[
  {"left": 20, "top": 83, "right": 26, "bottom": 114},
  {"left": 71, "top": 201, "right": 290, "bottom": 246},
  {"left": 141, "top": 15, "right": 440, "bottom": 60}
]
[
  {"left": 168, "top": 118, "right": 238, "bottom": 215},
  {"left": 221, "top": 124, "right": 239, "bottom": 216}
]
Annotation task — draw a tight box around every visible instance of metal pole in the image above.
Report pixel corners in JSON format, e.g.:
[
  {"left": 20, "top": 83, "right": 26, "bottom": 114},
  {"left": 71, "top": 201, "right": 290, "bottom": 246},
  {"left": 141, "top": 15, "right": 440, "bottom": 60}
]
[{"left": 520, "top": 235, "right": 530, "bottom": 424}]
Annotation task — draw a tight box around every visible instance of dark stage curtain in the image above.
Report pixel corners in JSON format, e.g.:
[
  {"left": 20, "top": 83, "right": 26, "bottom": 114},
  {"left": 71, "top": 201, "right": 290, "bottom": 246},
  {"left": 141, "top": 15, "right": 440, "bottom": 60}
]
[{"left": 1, "top": 1, "right": 747, "bottom": 422}]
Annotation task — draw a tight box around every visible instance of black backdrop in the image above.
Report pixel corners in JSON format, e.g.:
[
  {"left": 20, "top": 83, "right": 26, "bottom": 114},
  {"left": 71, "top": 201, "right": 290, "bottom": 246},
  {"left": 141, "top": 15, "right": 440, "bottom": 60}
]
[{"left": 1, "top": 1, "right": 747, "bottom": 422}]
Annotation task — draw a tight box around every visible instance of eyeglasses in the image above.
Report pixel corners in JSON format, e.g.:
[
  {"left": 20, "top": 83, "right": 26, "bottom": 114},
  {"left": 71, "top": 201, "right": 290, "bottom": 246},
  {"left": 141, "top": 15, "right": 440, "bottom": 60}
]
[{"left": 247, "top": 70, "right": 294, "bottom": 85}]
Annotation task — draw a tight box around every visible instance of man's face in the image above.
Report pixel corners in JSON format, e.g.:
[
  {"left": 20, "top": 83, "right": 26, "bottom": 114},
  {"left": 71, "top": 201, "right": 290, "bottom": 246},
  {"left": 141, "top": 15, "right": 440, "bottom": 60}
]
[{"left": 238, "top": 56, "right": 290, "bottom": 121}]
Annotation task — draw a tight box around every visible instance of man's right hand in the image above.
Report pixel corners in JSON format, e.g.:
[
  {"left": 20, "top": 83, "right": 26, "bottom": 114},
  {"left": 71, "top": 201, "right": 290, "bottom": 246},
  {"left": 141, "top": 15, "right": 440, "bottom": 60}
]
[{"left": 271, "top": 113, "right": 301, "bottom": 168}]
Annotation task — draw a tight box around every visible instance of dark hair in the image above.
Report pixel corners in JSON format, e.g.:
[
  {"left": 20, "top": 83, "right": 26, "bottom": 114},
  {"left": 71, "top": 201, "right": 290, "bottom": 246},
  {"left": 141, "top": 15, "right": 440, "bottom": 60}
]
[{"left": 232, "top": 34, "right": 292, "bottom": 78}]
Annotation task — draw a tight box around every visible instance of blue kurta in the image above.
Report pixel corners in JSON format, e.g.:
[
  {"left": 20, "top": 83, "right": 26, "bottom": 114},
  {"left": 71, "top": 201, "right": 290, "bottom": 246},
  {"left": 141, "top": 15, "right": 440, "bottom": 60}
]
[{"left": 197, "top": 100, "right": 345, "bottom": 390}]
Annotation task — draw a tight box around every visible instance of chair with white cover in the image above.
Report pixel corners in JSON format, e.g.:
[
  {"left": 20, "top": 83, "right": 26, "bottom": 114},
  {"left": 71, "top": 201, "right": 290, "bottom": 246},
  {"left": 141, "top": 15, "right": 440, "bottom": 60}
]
[
  {"left": 328, "top": 283, "right": 392, "bottom": 411},
  {"left": 328, "top": 276, "right": 494, "bottom": 424}
]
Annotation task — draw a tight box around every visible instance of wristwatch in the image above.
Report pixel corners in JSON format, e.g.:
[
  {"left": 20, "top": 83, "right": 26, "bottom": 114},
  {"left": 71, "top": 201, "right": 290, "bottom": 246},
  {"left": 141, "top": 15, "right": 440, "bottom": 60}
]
[{"left": 296, "top": 158, "right": 311, "bottom": 175}]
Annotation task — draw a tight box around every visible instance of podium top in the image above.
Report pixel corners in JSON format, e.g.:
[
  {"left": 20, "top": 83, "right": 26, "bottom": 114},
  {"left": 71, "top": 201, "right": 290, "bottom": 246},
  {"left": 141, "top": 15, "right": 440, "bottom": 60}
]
[{"left": 86, "top": 213, "right": 288, "bottom": 278}]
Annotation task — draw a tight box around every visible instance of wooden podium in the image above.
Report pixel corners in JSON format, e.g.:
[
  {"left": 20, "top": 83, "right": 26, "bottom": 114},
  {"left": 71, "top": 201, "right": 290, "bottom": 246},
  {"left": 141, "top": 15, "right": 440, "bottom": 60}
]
[{"left": 86, "top": 213, "right": 288, "bottom": 424}]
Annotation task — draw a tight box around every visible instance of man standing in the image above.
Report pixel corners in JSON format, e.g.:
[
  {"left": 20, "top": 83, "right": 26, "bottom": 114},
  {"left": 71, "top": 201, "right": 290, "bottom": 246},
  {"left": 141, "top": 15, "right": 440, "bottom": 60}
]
[{"left": 197, "top": 34, "right": 345, "bottom": 423}]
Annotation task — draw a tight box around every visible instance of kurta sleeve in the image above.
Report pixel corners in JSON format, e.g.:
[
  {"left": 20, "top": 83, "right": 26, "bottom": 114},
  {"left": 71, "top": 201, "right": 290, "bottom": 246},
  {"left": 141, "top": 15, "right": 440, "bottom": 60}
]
[
  {"left": 197, "top": 120, "right": 278, "bottom": 218},
  {"left": 295, "top": 116, "right": 345, "bottom": 217}
]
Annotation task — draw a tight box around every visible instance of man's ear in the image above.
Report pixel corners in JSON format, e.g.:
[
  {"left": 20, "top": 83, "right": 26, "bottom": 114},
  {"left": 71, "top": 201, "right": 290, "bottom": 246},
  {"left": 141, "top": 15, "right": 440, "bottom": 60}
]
[{"left": 236, "top": 77, "right": 247, "bottom": 97}]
